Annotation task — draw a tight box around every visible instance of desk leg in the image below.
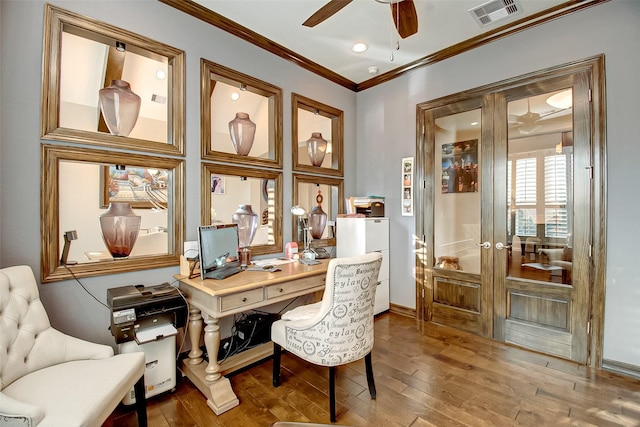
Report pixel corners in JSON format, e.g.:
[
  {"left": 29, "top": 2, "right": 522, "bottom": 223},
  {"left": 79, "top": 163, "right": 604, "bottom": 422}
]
[
  {"left": 187, "top": 307, "right": 203, "bottom": 364},
  {"left": 203, "top": 315, "right": 239, "bottom": 414},
  {"left": 181, "top": 309, "right": 239, "bottom": 415}
]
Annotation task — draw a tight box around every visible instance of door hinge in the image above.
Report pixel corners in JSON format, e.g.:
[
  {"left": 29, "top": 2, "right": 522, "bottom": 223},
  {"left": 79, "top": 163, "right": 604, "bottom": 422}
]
[
  {"left": 423, "top": 179, "right": 427, "bottom": 189},
  {"left": 588, "top": 89, "right": 592, "bottom": 102},
  {"left": 422, "top": 287, "right": 425, "bottom": 299},
  {"left": 422, "top": 125, "right": 426, "bottom": 135},
  {"left": 587, "top": 321, "right": 591, "bottom": 335},
  {"left": 586, "top": 165, "right": 594, "bottom": 180}
]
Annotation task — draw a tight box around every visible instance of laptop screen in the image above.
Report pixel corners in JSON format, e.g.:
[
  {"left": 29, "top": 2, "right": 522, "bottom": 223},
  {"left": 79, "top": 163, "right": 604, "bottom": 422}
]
[{"left": 197, "top": 224, "right": 240, "bottom": 277}]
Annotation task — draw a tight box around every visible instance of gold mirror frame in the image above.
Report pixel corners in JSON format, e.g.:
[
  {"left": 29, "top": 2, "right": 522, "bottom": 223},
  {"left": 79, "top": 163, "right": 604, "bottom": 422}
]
[
  {"left": 201, "top": 59, "right": 283, "bottom": 168},
  {"left": 202, "top": 164, "right": 283, "bottom": 256},
  {"left": 292, "top": 93, "right": 344, "bottom": 177},
  {"left": 41, "top": 144, "right": 185, "bottom": 283},
  {"left": 41, "top": 4, "right": 185, "bottom": 156},
  {"left": 292, "top": 174, "right": 344, "bottom": 248}
]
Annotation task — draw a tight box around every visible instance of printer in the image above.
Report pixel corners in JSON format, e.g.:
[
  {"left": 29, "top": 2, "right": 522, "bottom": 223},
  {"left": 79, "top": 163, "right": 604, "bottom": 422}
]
[
  {"left": 107, "top": 283, "right": 187, "bottom": 404},
  {"left": 108, "top": 283, "right": 186, "bottom": 344}
]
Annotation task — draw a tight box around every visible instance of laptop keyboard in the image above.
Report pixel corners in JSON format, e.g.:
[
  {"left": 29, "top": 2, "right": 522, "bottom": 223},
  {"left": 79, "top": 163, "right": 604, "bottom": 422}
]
[{"left": 206, "top": 264, "right": 242, "bottom": 280}]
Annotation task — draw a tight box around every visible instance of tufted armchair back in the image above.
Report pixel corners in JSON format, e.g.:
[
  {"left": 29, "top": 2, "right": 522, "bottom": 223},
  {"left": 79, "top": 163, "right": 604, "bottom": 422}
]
[
  {"left": 0, "top": 265, "right": 112, "bottom": 391},
  {"left": 276, "top": 252, "right": 382, "bottom": 367}
]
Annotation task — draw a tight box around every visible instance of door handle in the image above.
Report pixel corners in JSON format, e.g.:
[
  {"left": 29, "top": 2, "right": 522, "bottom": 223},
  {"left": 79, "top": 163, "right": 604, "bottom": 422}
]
[
  {"left": 495, "top": 242, "right": 511, "bottom": 250},
  {"left": 477, "top": 242, "right": 491, "bottom": 249}
]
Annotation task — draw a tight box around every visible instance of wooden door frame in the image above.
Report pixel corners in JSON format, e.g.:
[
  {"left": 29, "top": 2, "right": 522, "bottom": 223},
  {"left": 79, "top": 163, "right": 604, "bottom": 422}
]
[{"left": 415, "top": 55, "right": 607, "bottom": 368}]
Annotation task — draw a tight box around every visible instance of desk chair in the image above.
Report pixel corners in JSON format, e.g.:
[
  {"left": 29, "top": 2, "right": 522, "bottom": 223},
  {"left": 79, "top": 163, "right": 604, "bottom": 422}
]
[
  {"left": 0, "top": 265, "right": 147, "bottom": 426},
  {"left": 271, "top": 253, "right": 383, "bottom": 422}
]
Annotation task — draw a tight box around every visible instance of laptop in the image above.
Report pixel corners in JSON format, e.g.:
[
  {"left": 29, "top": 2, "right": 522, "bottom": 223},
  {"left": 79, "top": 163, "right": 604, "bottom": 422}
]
[{"left": 197, "top": 224, "right": 242, "bottom": 280}]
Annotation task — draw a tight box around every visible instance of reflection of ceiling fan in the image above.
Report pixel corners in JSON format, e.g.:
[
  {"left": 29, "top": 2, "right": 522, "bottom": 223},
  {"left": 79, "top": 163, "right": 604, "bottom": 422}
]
[
  {"left": 303, "top": 0, "right": 419, "bottom": 39},
  {"left": 509, "top": 99, "right": 568, "bottom": 135}
]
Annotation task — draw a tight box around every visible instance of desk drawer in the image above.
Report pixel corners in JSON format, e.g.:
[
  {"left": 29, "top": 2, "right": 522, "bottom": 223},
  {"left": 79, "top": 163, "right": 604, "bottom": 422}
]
[
  {"left": 266, "top": 276, "right": 324, "bottom": 299},
  {"left": 220, "top": 288, "right": 264, "bottom": 312}
]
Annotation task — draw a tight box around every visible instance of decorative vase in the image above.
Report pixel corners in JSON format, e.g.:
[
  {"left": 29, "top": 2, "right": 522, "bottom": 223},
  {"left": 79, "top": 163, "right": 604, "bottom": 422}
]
[
  {"left": 232, "top": 204, "right": 259, "bottom": 265},
  {"left": 229, "top": 112, "right": 256, "bottom": 156},
  {"left": 308, "top": 190, "right": 327, "bottom": 240},
  {"left": 99, "top": 202, "right": 141, "bottom": 258},
  {"left": 98, "top": 80, "right": 141, "bottom": 136},
  {"left": 306, "top": 132, "right": 328, "bottom": 167}
]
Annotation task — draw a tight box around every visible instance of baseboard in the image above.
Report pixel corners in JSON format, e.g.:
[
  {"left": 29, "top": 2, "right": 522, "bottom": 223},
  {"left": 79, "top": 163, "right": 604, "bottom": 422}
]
[
  {"left": 389, "top": 303, "right": 416, "bottom": 318},
  {"left": 602, "top": 359, "right": 640, "bottom": 380}
]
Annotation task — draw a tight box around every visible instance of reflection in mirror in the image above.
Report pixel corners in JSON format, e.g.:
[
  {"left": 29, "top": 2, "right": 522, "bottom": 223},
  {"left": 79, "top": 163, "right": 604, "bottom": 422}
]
[
  {"left": 434, "top": 108, "right": 482, "bottom": 275},
  {"left": 292, "top": 93, "right": 343, "bottom": 176},
  {"left": 202, "top": 164, "right": 283, "bottom": 256},
  {"left": 202, "top": 59, "right": 282, "bottom": 168},
  {"left": 42, "top": 145, "right": 184, "bottom": 283},
  {"left": 42, "top": 4, "right": 185, "bottom": 155},
  {"left": 293, "top": 174, "right": 344, "bottom": 248}
]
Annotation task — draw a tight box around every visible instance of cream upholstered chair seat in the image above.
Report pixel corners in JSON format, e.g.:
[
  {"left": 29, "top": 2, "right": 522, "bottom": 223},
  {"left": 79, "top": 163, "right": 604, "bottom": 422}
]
[
  {"left": 271, "top": 253, "right": 383, "bottom": 423},
  {"left": 0, "top": 265, "right": 147, "bottom": 426}
]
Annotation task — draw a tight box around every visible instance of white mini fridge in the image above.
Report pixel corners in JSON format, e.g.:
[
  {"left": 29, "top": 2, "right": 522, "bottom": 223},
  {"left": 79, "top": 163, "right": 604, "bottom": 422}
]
[{"left": 118, "top": 324, "right": 178, "bottom": 405}]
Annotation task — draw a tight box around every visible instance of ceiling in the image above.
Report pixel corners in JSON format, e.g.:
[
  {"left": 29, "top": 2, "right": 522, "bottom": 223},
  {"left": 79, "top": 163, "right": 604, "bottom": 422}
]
[{"left": 162, "top": 0, "right": 603, "bottom": 90}]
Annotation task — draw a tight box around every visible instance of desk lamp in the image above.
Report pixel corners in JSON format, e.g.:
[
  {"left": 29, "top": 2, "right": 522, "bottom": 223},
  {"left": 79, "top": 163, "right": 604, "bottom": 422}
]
[{"left": 291, "top": 205, "right": 314, "bottom": 260}]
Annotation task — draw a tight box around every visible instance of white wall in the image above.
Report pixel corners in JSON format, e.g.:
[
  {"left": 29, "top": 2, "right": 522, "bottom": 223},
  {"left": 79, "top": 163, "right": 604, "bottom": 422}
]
[
  {"left": 355, "top": 0, "right": 640, "bottom": 368},
  {"left": 0, "top": 0, "right": 356, "bottom": 347}
]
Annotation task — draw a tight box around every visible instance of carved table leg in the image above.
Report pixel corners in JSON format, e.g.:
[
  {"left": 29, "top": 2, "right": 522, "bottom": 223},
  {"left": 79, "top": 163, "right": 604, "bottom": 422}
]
[
  {"left": 187, "top": 307, "right": 203, "bottom": 365},
  {"left": 202, "top": 315, "right": 239, "bottom": 414}
]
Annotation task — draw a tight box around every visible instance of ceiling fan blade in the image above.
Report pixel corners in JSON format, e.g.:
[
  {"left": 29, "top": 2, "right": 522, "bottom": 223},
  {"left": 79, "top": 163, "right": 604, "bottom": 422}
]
[
  {"left": 391, "top": 0, "right": 418, "bottom": 39},
  {"left": 303, "top": 0, "right": 353, "bottom": 27}
]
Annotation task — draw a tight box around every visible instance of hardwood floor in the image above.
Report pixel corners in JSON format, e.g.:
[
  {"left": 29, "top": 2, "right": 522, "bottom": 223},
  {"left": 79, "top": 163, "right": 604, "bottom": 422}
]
[{"left": 105, "top": 312, "right": 640, "bottom": 426}]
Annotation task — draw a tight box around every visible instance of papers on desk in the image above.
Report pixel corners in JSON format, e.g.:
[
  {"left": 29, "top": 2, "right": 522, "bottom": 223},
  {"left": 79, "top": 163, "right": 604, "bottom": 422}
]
[
  {"left": 135, "top": 323, "right": 178, "bottom": 344},
  {"left": 252, "top": 258, "right": 296, "bottom": 266},
  {"left": 523, "top": 263, "right": 563, "bottom": 271}
]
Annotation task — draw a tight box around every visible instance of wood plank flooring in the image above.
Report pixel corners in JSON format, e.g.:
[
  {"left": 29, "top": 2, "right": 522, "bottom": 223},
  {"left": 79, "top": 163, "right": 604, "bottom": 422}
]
[{"left": 105, "top": 312, "right": 640, "bottom": 426}]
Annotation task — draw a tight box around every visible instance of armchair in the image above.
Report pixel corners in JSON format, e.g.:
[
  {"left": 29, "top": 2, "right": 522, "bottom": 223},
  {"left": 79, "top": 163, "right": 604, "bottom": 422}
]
[
  {"left": 0, "top": 265, "right": 147, "bottom": 426},
  {"left": 271, "top": 253, "right": 383, "bottom": 422}
]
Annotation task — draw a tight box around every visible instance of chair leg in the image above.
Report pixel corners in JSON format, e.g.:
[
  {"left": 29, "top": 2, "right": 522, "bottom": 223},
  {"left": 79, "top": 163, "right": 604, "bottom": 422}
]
[
  {"left": 329, "top": 366, "right": 337, "bottom": 423},
  {"left": 273, "top": 342, "right": 282, "bottom": 387},
  {"left": 133, "top": 375, "right": 148, "bottom": 427},
  {"left": 365, "top": 352, "right": 376, "bottom": 399}
]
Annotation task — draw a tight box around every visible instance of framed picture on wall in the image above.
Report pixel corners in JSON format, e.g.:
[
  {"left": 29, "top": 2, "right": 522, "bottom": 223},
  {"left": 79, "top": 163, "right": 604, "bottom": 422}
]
[
  {"left": 101, "top": 166, "right": 168, "bottom": 209},
  {"left": 441, "top": 139, "right": 478, "bottom": 194},
  {"left": 211, "top": 175, "right": 226, "bottom": 195},
  {"left": 402, "top": 157, "right": 413, "bottom": 216}
]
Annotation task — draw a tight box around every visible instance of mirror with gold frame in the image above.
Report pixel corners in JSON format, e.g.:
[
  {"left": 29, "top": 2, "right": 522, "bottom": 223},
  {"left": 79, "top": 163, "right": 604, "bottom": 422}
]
[
  {"left": 41, "top": 144, "right": 184, "bottom": 283},
  {"left": 202, "top": 163, "right": 283, "bottom": 256},
  {"left": 292, "top": 93, "right": 343, "bottom": 177},
  {"left": 41, "top": 4, "right": 185, "bottom": 155},
  {"left": 292, "top": 174, "right": 344, "bottom": 248},
  {"left": 202, "top": 59, "right": 282, "bottom": 168}
]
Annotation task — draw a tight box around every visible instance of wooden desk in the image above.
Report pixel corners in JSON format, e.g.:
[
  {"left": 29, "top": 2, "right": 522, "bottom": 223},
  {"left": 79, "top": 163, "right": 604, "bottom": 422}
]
[{"left": 175, "top": 259, "right": 328, "bottom": 415}]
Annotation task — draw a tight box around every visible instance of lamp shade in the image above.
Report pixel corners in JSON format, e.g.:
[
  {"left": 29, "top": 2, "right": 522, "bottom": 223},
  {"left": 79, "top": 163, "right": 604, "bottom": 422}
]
[
  {"left": 229, "top": 112, "right": 256, "bottom": 156},
  {"left": 232, "top": 204, "right": 259, "bottom": 248},
  {"left": 306, "top": 132, "right": 328, "bottom": 167},
  {"left": 99, "top": 202, "right": 141, "bottom": 258},
  {"left": 98, "top": 80, "right": 141, "bottom": 136},
  {"left": 308, "top": 190, "right": 327, "bottom": 240}
]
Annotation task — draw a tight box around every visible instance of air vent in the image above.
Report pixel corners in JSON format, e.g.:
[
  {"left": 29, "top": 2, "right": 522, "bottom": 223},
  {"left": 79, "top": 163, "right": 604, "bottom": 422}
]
[{"left": 469, "top": 0, "right": 521, "bottom": 26}]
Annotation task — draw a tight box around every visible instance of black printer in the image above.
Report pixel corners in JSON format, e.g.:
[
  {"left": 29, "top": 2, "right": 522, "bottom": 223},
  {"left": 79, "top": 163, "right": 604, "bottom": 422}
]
[{"left": 107, "top": 283, "right": 187, "bottom": 344}]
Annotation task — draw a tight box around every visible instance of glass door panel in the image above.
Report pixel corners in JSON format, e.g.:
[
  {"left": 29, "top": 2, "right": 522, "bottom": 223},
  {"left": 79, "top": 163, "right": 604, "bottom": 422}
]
[
  {"left": 435, "top": 109, "right": 482, "bottom": 275},
  {"left": 506, "top": 90, "right": 574, "bottom": 286}
]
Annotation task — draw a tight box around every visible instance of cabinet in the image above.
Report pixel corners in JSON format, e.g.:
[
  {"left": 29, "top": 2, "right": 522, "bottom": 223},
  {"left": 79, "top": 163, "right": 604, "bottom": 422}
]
[{"left": 336, "top": 217, "right": 389, "bottom": 314}]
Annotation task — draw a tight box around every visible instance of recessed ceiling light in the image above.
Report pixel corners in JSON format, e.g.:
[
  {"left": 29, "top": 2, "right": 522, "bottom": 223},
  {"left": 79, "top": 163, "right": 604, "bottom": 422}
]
[
  {"left": 368, "top": 66, "right": 379, "bottom": 75},
  {"left": 155, "top": 70, "right": 166, "bottom": 80},
  {"left": 470, "top": 121, "right": 479, "bottom": 126},
  {"left": 352, "top": 42, "right": 368, "bottom": 53},
  {"left": 546, "top": 89, "right": 572, "bottom": 109},
  {"left": 230, "top": 92, "right": 240, "bottom": 101}
]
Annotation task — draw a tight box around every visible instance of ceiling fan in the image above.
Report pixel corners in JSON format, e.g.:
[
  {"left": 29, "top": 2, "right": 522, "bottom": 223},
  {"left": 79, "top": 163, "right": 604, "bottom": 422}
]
[
  {"left": 509, "top": 99, "right": 569, "bottom": 135},
  {"left": 303, "top": 0, "right": 419, "bottom": 39}
]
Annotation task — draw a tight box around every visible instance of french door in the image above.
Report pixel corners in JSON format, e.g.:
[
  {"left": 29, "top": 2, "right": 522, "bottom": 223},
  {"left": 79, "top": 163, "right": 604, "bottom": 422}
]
[{"left": 417, "top": 59, "right": 602, "bottom": 363}]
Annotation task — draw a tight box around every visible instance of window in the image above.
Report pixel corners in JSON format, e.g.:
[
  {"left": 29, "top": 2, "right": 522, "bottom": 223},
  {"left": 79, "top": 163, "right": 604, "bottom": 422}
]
[{"left": 509, "top": 151, "right": 570, "bottom": 239}]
